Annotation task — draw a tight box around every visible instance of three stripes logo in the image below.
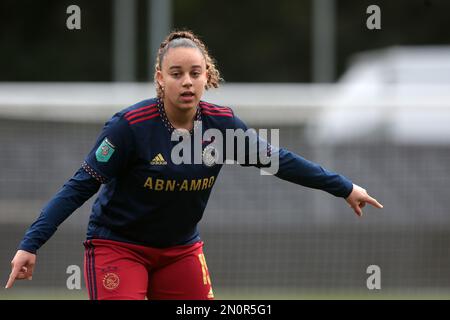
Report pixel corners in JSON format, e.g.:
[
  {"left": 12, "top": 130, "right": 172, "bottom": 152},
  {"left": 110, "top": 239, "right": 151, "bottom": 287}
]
[{"left": 150, "top": 153, "right": 167, "bottom": 165}]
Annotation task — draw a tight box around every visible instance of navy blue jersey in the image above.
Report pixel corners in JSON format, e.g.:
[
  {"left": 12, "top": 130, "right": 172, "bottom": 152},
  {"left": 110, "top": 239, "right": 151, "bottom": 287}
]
[{"left": 19, "top": 98, "right": 353, "bottom": 253}]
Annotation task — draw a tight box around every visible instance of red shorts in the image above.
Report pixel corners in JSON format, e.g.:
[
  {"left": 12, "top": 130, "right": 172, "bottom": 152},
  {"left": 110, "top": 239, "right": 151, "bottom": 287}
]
[{"left": 83, "top": 239, "right": 214, "bottom": 300}]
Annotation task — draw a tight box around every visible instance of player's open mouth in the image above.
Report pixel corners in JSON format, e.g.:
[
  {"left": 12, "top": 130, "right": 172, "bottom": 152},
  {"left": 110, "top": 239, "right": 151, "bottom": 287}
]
[{"left": 180, "top": 92, "right": 195, "bottom": 101}]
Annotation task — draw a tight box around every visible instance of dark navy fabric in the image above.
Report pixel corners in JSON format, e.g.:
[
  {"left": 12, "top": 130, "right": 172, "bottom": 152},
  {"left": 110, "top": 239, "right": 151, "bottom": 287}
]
[{"left": 19, "top": 98, "right": 353, "bottom": 253}]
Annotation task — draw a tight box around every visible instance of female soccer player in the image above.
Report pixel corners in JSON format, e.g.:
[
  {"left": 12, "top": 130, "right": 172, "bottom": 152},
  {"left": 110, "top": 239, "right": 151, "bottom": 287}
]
[{"left": 6, "top": 30, "right": 383, "bottom": 299}]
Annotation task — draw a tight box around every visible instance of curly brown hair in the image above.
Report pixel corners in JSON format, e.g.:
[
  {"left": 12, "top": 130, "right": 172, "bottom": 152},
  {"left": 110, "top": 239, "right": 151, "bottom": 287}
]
[{"left": 154, "top": 30, "right": 222, "bottom": 98}]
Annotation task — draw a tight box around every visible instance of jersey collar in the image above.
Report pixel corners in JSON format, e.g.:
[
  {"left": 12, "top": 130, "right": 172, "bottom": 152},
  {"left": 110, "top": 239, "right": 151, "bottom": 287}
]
[{"left": 157, "top": 98, "right": 202, "bottom": 135}]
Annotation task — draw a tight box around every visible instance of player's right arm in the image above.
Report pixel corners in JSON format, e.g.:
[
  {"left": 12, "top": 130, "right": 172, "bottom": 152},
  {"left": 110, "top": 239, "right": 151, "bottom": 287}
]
[
  {"left": 5, "top": 169, "right": 101, "bottom": 289},
  {"left": 6, "top": 113, "right": 134, "bottom": 288}
]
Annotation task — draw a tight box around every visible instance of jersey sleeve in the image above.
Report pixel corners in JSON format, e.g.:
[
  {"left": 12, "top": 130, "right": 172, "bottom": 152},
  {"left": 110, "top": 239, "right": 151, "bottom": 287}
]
[
  {"left": 233, "top": 114, "right": 353, "bottom": 198},
  {"left": 231, "top": 115, "right": 274, "bottom": 168},
  {"left": 17, "top": 114, "right": 134, "bottom": 254},
  {"left": 83, "top": 114, "right": 135, "bottom": 183},
  {"left": 18, "top": 168, "right": 101, "bottom": 254}
]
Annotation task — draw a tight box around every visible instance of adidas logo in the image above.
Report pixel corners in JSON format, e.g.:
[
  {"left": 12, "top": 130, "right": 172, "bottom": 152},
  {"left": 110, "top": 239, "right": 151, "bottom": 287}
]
[{"left": 150, "top": 153, "right": 167, "bottom": 165}]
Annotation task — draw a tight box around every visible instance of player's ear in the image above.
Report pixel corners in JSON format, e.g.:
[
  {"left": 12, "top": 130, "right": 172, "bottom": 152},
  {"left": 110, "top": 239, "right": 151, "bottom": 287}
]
[
  {"left": 156, "top": 70, "right": 164, "bottom": 87},
  {"left": 204, "top": 69, "right": 210, "bottom": 88}
]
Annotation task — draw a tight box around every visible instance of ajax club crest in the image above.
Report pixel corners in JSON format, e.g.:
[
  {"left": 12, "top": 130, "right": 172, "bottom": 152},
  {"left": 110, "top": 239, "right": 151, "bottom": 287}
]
[
  {"left": 102, "top": 272, "right": 120, "bottom": 290},
  {"left": 202, "top": 144, "right": 218, "bottom": 167}
]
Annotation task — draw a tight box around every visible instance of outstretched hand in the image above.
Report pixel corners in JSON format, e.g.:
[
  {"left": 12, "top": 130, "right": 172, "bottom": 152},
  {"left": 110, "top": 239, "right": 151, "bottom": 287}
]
[
  {"left": 5, "top": 250, "right": 36, "bottom": 289},
  {"left": 346, "top": 184, "right": 383, "bottom": 217}
]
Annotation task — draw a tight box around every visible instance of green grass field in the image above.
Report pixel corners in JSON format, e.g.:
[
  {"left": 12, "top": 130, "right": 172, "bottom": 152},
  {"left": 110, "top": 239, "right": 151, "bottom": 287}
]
[{"left": 1, "top": 288, "right": 450, "bottom": 300}]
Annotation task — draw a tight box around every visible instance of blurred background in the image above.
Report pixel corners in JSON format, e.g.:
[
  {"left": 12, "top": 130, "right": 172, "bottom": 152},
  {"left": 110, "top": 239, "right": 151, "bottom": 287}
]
[{"left": 1, "top": 0, "right": 450, "bottom": 299}]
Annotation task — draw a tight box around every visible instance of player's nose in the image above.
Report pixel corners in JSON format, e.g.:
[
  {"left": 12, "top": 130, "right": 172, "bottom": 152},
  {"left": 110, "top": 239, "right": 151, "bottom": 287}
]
[{"left": 182, "top": 75, "right": 193, "bottom": 87}]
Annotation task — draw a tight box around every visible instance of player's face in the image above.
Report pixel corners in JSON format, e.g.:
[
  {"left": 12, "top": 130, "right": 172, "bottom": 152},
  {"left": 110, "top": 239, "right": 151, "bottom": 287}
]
[{"left": 157, "top": 47, "right": 208, "bottom": 112}]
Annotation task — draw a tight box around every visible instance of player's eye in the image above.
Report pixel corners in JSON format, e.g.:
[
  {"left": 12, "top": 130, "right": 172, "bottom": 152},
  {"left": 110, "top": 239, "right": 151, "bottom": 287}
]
[
  {"left": 191, "top": 71, "right": 201, "bottom": 78},
  {"left": 171, "top": 72, "right": 181, "bottom": 78}
]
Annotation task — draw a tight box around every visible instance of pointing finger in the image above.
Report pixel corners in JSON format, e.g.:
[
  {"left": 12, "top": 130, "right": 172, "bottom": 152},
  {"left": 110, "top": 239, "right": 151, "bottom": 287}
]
[
  {"left": 366, "top": 196, "right": 383, "bottom": 209},
  {"left": 5, "top": 267, "right": 20, "bottom": 289}
]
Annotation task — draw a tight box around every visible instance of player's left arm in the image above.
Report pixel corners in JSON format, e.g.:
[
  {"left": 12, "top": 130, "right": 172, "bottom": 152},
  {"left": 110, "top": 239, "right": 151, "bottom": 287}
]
[{"left": 232, "top": 114, "right": 383, "bottom": 217}]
